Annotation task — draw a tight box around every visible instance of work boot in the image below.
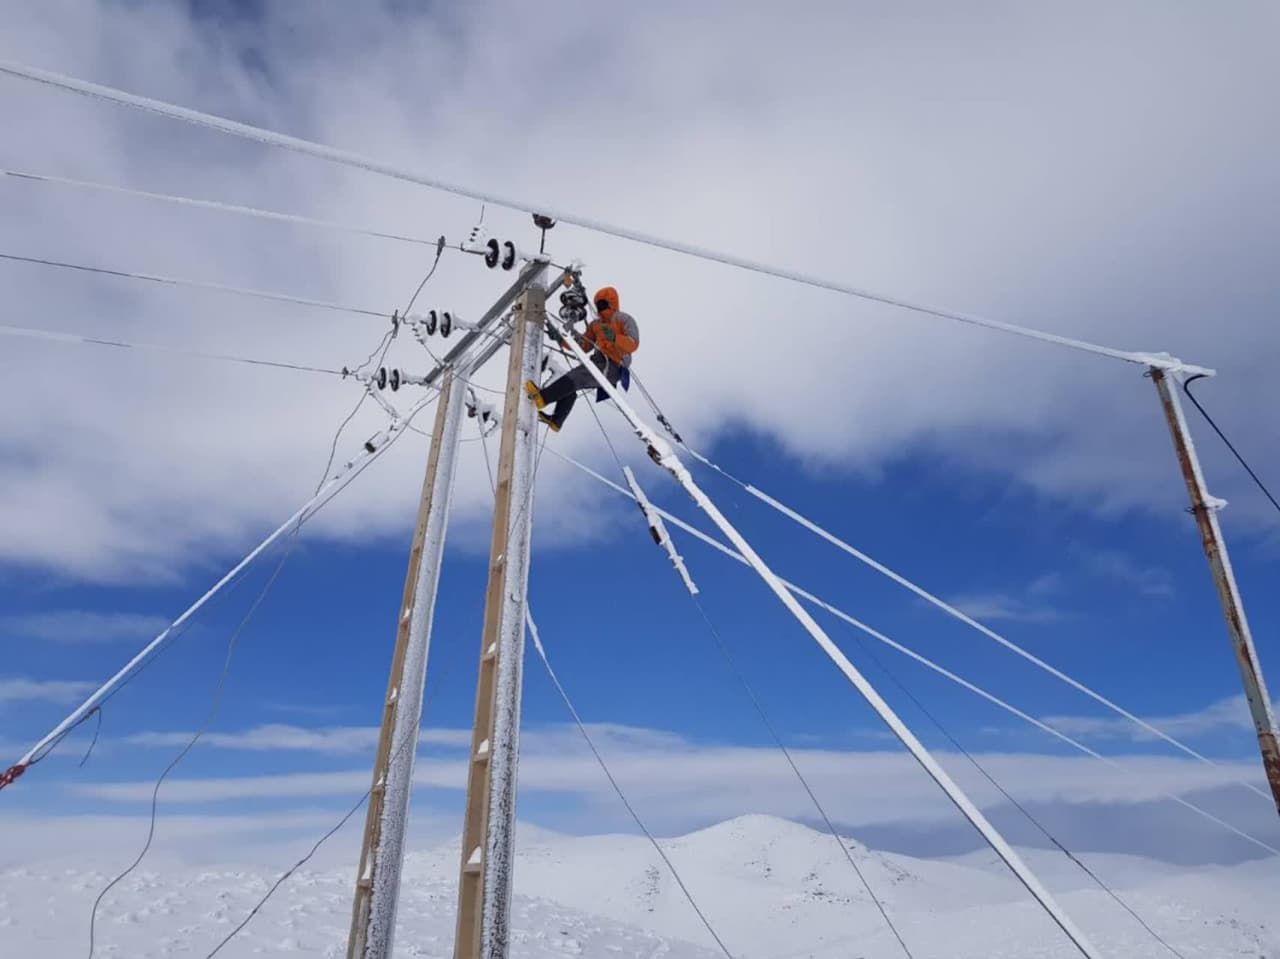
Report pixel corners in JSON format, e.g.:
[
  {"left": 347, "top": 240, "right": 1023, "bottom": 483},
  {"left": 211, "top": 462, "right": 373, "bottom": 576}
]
[
  {"left": 524, "top": 380, "right": 546, "bottom": 410},
  {"left": 538, "top": 412, "right": 561, "bottom": 433}
]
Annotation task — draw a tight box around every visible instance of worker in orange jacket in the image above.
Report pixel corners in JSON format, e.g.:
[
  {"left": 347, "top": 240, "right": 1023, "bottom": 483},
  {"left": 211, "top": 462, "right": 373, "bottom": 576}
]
[{"left": 526, "top": 286, "right": 639, "bottom": 432}]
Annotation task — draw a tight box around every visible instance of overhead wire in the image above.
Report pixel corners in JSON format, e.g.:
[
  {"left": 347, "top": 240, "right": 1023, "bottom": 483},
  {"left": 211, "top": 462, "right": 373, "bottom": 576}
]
[
  {"left": 546, "top": 446, "right": 1280, "bottom": 858},
  {"left": 0, "top": 166, "right": 443, "bottom": 246},
  {"left": 0, "top": 250, "right": 389, "bottom": 318},
  {"left": 1183, "top": 374, "right": 1280, "bottom": 519},
  {"left": 845, "top": 631, "right": 1190, "bottom": 959},
  {"left": 581, "top": 407, "right": 915, "bottom": 958},
  {"left": 624, "top": 376, "right": 1276, "bottom": 808},
  {"left": 0, "top": 56, "right": 1211, "bottom": 374},
  {"left": 0, "top": 321, "right": 346, "bottom": 376},
  {"left": 84, "top": 296, "right": 422, "bottom": 954}
]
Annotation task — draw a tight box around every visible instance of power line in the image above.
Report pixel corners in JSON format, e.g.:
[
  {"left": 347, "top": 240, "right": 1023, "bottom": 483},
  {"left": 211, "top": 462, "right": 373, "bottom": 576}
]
[
  {"left": 660, "top": 433, "right": 1277, "bottom": 808},
  {"left": 0, "top": 56, "right": 1211, "bottom": 375},
  {"left": 624, "top": 374, "right": 1275, "bottom": 807},
  {"left": 0, "top": 250, "right": 389, "bottom": 318},
  {"left": 1183, "top": 374, "right": 1280, "bottom": 518},
  {"left": 0, "top": 321, "right": 347, "bottom": 376},
  {"left": 547, "top": 446, "right": 1280, "bottom": 858},
  {"left": 847, "top": 632, "right": 1189, "bottom": 959},
  {"left": 0, "top": 166, "right": 442, "bottom": 246},
  {"left": 587, "top": 396, "right": 911, "bottom": 956}
]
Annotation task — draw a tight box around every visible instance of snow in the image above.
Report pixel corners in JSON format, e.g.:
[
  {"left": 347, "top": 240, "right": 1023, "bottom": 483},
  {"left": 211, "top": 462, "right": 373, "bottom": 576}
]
[{"left": 4, "top": 814, "right": 1273, "bottom": 958}]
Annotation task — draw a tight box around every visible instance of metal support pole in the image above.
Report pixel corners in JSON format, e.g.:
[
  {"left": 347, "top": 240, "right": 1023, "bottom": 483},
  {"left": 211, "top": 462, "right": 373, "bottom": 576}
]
[
  {"left": 453, "top": 284, "right": 546, "bottom": 959},
  {"left": 347, "top": 372, "right": 467, "bottom": 959},
  {"left": 1151, "top": 367, "right": 1280, "bottom": 814}
]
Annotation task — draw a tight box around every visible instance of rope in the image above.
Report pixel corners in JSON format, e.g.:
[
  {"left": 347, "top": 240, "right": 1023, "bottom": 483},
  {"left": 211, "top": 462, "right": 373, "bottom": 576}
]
[
  {"left": 546, "top": 447, "right": 1280, "bottom": 858},
  {"left": 0, "top": 166, "right": 443, "bottom": 246},
  {"left": 0, "top": 251, "right": 388, "bottom": 318},
  {"left": 1183, "top": 375, "right": 1280, "bottom": 519},
  {"left": 0, "top": 321, "right": 347, "bottom": 376},
  {"left": 848, "top": 633, "right": 1190, "bottom": 959},
  {"left": 86, "top": 547, "right": 294, "bottom": 959},
  {"left": 694, "top": 594, "right": 914, "bottom": 957},
  {"left": 0, "top": 56, "right": 1211, "bottom": 374}
]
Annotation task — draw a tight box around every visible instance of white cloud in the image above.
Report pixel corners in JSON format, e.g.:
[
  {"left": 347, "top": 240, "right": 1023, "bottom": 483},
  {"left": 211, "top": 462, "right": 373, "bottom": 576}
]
[
  {"left": 0, "top": 676, "right": 94, "bottom": 705},
  {"left": 125, "top": 723, "right": 472, "bottom": 754},
  {"left": 1, "top": 610, "right": 171, "bottom": 644},
  {"left": 1078, "top": 549, "right": 1174, "bottom": 598},
  {"left": 1044, "top": 694, "right": 1254, "bottom": 743},
  {"left": 0, "top": 2, "right": 1277, "bottom": 582},
  {"left": 947, "top": 592, "right": 1061, "bottom": 624},
  {"left": 75, "top": 722, "right": 1269, "bottom": 844}
]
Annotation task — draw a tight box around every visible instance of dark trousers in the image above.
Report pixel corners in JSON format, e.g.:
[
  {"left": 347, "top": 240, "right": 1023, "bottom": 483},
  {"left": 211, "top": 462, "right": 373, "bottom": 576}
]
[{"left": 540, "top": 352, "right": 622, "bottom": 427}]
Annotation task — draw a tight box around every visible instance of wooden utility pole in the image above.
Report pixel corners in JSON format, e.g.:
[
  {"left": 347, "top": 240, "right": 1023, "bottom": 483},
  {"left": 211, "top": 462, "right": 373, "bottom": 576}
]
[
  {"left": 348, "top": 372, "right": 467, "bottom": 959},
  {"left": 1151, "top": 367, "right": 1280, "bottom": 815},
  {"left": 453, "top": 284, "right": 546, "bottom": 959}
]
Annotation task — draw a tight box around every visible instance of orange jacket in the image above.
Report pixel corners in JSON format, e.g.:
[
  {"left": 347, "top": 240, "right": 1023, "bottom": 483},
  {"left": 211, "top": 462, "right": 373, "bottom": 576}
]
[{"left": 581, "top": 286, "right": 639, "bottom": 366}]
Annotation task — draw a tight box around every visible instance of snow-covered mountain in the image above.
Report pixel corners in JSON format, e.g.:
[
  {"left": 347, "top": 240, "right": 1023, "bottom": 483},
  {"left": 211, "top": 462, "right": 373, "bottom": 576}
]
[{"left": 2, "top": 814, "right": 1273, "bottom": 957}]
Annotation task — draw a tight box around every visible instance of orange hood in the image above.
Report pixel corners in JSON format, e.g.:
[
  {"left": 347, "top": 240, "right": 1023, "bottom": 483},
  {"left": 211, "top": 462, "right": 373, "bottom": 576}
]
[{"left": 594, "top": 286, "right": 620, "bottom": 319}]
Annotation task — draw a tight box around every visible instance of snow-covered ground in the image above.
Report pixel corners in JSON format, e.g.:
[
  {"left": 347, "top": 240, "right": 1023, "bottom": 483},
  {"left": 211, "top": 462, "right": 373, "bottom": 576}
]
[{"left": 2, "top": 814, "right": 1274, "bottom": 957}]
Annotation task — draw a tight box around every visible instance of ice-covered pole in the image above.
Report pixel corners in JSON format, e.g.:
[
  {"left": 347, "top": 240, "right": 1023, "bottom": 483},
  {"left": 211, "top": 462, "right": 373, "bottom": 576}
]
[
  {"left": 545, "top": 314, "right": 1103, "bottom": 959},
  {"left": 349, "top": 373, "right": 467, "bottom": 959}
]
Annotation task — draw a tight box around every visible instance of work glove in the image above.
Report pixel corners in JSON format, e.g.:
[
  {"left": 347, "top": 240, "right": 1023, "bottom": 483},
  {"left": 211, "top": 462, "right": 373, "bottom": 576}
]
[{"left": 599, "top": 324, "right": 617, "bottom": 343}]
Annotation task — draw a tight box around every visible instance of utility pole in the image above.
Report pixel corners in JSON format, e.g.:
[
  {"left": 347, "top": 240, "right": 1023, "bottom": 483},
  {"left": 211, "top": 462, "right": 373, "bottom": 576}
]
[
  {"left": 348, "top": 371, "right": 467, "bottom": 959},
  {"left": 1151, "top": 367, "right": 1280, "bottom": 815},
  {"left": 346, "top": 262, "right": 552, "bottom": 959},
  {"left": 453, "top": 283, "right": 546, "bottom": 959}
]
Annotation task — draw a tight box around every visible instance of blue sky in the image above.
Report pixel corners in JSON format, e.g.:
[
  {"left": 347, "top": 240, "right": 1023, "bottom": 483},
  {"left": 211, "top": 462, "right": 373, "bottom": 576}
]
[{"left": 2, "top": 0, "right": 1280, "bottom": 873}]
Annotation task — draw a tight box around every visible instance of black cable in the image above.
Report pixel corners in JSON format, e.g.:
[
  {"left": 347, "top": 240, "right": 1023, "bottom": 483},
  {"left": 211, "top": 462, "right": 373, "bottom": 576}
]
[
  {"left": 689, "top": 597, "right": 915, "bottom": 959},
  {"left": 86, "top": 548, "right": 295, "bottom": 959},
  {"left": 846, "top": 631, "right": 1188, "bottom": 959},
  {"left": 1183, "top": 375, "right": 1280, "bottom": 518}
]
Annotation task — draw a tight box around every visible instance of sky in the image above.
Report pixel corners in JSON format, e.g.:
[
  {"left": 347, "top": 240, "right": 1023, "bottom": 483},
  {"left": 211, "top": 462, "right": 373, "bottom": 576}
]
[{"left": 2, "top": 0, "right": 1280, "bottom": 900}]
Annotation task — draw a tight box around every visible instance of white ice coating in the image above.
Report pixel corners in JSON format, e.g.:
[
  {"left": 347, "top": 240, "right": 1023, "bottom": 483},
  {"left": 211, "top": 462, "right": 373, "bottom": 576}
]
[
  {"left": 480, "top": 301, "right": 545, "bottom": 959},
  {"left": 361, "top": 375, "right": 467, "bottom": 959},
  {"left": 543, "top": 314, "right": 1103, "bottom": 959},
  {"left": 623, "top": 466, "right": 698, "bottom": 595}
]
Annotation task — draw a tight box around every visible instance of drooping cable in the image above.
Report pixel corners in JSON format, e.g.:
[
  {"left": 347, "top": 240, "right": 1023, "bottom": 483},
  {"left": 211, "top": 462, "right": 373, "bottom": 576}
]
[
  {"left": 1183, "top": 374, "right": 1280, "bottom": 519},
  {"left": 86, "top": 549, "right": 294, "bottom": 959},
  {"left": 0, "top": 56, "right": 1212, "bottom": 375}
]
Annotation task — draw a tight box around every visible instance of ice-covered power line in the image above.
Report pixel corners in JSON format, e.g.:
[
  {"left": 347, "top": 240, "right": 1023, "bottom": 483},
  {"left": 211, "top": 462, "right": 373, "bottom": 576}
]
[
  {"left": 0, "top": 57, "right": 1211, "bottom": 374},
  {"left": 679, "top": 448, "right": 1276, "bottom": 807},
  {"left": 0, "top": 321, "right": 347, "bottom": 376},
  {"left": 544, "top": 316, "right": 1101, "bottom": 959},
  {"left": 0, "top": 167, "right": 442, "bottom": 246},
  {"left": 0, "top": 251, "right": 390, "bottom": 318},
  {"left": 548, "top": 448, "right": 1280, "bottom": 858}
]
